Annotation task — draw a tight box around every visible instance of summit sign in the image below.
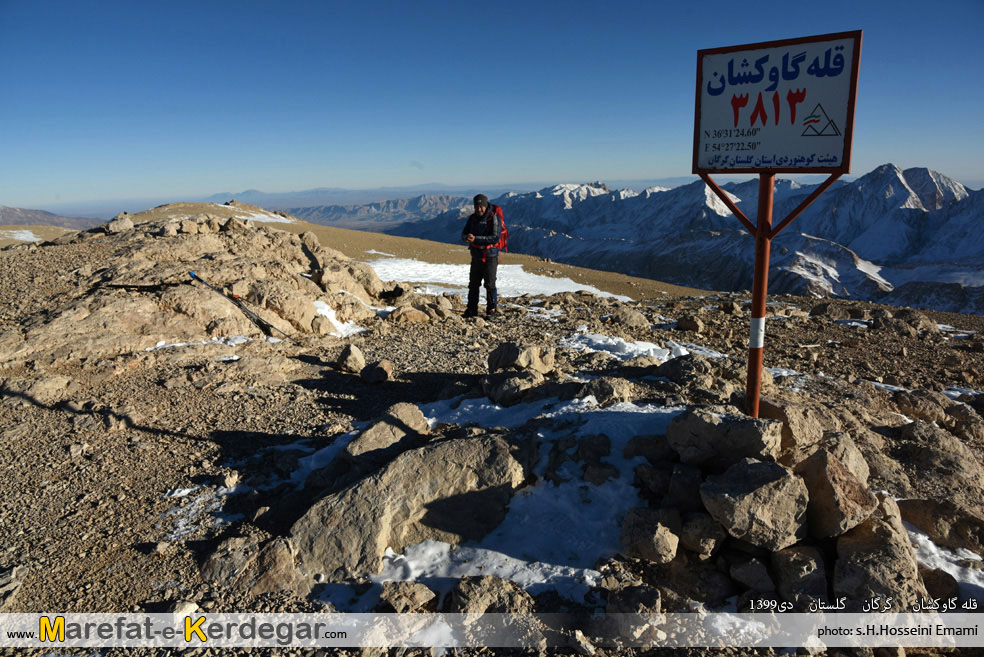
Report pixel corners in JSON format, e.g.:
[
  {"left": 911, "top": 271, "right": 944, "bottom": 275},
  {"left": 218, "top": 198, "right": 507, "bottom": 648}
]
[{"left": 693, "top": 31, "right": 861, "bottom": 173}]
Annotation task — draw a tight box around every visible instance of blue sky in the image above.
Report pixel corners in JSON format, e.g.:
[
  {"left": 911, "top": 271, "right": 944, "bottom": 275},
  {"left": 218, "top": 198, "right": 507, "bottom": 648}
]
[{"left": 1, "top": 0, "right": 983, "bottom": 208}]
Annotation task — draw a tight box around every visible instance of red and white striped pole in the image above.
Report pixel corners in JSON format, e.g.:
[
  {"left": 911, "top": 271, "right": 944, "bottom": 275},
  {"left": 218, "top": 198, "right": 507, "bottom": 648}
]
[{"left": 746, "top": 173, "right": 775, "bottom": 418}]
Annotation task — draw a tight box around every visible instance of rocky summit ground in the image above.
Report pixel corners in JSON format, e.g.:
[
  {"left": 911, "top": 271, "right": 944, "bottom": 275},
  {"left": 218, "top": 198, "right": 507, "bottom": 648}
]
[{"left": 1, "top": 202, "right": 983, "bottom": 657}]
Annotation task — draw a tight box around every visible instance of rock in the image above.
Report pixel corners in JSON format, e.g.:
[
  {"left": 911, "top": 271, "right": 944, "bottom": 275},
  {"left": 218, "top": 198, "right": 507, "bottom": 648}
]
[
  {"left": 677, "top": 316, "right": 705, "bottom": 333},
  {"left": 19, "top": 376, "right": 79, "bottom": 405},
  {"left": 0, "top": 565, "right": 24, "bottom": 611},
  {"left": 445, "top": 575, "right": 534, "bottom": 616},
  {"left": 620, "top": 508, "right": 680, "bottom": 564},
  {"left": 387, "top": 306, "right": 430, "bottom": 324},
  {"left": 759, "top": 398, "right": 835, "bottom": 466},
  {"left": 833, "top": 494, "right": 929, "bottom": 612},
  {"left": 579, "top": 377, "right": 636, "bottom": 406},
  {"left": 483, "top": 371, "right": 544, "bottom": 406},
  {"left": 679, "top": 512, "right": 728, "bottom": 558},
  {"left": 336, "top": 344, "right": 366, "bottom": 374},
  {"left": 344, "top": 402, "right": 430, "bottom": 459},
  {"left": 655, "top": 354, "right": 716, "bottom": 387},
  {"left": 378, "top": 581, "right": 437, "bottom": 613},
  {"left": 896, "top": 499, "right": 984, "bottom": 558},
  {"left": 663, "top": 463, "right": 705, "bottom": 512},
  {"left": 291, "top": 435, "right": 525, "bottom": 581},
  {"left": 771, "top": 546, "right": 828, "bottom": 612},
  {"left": 179, "top": 219, "right": 200, "bottom": 234},
  {"left": 360, "top": 359, "right": 394, "bottom": 384},
  {"left": 729, "top": 557, "right": 774, "bottom": 592},
  {"left": 200, "top": 536, "right": 303, "bottom": 598},
  {"left": 894, "top": 308, "right": 939, "bottom": 333},
  {"left": 107, "top": 215, "right": 134, "bottom": 233},
  {"left": 794, "top": 449, "right": 877, "bottom": 538},
  {"left": 893, "top": 389, "right": 956, "bottom": 424},
  {"left": 605, "top": 584, "right": 664, "bottom": 640},
  {"left": 719, "top": 300, "right": 743, "bottom": 316},
  {"left": 610, "top": 306, "right": 650, "bottom": 329},
  {"left": 248, "top": 280, "right": 317, "bottom": 331},
  {"left": 819, "top": 432, "right": 870, "bottom": 485},
  {"left": 870, "top": 317, "right": 919, "bottom": 338},
  {"left": 170, "top": 600, "right": 199, "bottom": 615},
  {"left": 700, "top": 459, "right": 808, "bottom": 551},
  {"left": 666, "top": 406, "right": 782, "bottom": 471},
  {"left": 488, "top": 342, "right": 556, "bottom": 374},
  {"left": 918, "top": 565, "right": 959, "bottom": 602},
  {"left": 632, "top": 463, "right": 671, "bottom": 503},
  {"left": 809, "top": 302, "right": 850, "bottom": 320},
  {"left": 895, "top": 421, "right": 984, "bottom": 509}
]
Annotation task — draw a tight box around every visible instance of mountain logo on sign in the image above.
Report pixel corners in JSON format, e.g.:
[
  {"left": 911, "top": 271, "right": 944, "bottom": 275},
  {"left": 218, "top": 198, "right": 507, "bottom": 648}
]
[{"left": 801, "top": 103, "right": 841, "bottom": 136}]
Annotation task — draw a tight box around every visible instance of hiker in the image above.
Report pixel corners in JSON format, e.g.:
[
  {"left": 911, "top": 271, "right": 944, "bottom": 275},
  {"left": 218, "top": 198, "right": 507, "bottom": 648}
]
[{"left": 461, "top": 194, "right": 501, "bottom": 318}]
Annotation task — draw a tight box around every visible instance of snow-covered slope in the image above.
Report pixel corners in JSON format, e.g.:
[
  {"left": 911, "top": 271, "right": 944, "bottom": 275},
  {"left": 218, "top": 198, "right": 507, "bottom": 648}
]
[{"left": 386, "top": 165, "right": 982, "bottom": 313}]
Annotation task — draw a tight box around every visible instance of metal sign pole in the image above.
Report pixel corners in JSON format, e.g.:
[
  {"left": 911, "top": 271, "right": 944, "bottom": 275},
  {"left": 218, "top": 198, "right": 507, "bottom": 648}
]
[{"left": 746, "top": 173, "right": 775, "bottom": 417}]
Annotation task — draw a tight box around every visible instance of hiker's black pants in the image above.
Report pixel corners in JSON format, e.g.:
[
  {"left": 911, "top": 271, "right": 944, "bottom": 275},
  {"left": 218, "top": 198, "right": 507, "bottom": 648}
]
[{"left": 467, "top": 255, "right": 498, "bottom": 312}]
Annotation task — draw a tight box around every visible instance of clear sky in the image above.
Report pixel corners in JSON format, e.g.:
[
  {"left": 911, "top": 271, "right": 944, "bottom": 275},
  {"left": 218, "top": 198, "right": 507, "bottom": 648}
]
[{"left": 2, "top": 0, "right": 982, "bottom": 208}]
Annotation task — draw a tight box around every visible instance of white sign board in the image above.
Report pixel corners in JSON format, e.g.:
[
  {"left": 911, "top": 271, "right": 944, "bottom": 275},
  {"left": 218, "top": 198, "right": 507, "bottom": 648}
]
[{"left": 694, "top": 31, "right": 861, "bottom": 173}]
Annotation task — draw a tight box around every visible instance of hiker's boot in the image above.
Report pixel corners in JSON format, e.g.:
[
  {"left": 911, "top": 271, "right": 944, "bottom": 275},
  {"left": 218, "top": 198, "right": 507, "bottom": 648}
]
[
  {"left": 486, "top": 307, "right": 497, "bottom": 320},
  {"left": 462, "top": 307, "right": 479, "bottom": 319}
]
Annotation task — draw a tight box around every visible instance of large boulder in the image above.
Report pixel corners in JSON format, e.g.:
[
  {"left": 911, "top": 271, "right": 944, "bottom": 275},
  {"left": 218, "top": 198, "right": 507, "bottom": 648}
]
[
  {"left": 833, "top": 494, "right": 929, "bottom": 612},
  {"left": 896, "top": 499, "right": 984, "bottom": 558},
  {"left": 699, "top": 459, "right": 808, "bottom": 551},
  {"left": 666, "top": 406, "right": 782, "bottom": 471},
  {"left": 771, "top": 545, "right": 828, "bottom": 612},
  {"left": 290, "top": 435, "right": 525, "bottom": 581},
  {"left": 794, "top": 449, "right": 877, "bottom": 539}
]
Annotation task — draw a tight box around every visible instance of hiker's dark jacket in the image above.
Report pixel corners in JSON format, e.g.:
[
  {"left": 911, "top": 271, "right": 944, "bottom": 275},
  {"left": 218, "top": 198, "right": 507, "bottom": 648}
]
[{"left": 461, "top": 205, "right": 502, "bottom": 259}]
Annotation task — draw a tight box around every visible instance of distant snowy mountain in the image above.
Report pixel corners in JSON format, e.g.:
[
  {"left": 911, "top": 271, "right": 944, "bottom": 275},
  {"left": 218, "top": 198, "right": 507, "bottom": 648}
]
[{"left": 386, "top": 165, "right": 984, "bottom": 314}]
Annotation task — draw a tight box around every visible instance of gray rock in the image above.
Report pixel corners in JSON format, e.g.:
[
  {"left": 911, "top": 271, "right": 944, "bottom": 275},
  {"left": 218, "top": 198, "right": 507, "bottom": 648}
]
[
  {"left": 677, "top": 316, "right": 705, "bottom": 333},
  {"left": 344, "top": 402, "right": 429, "bottom": 459},
  {"left": 483, "top": 371, "right": 544, "bottom": 406},
  {"left": 201, "top": 536, "right": 304, "bottom": 598},
  {"left": 445, "top": 575, "right": 534, "bottom": 616},
  {"left": 759, "top": 398, "right": 835, "bottom": 466},
  {"left": 107, "top": 215, "right": 135, "bottom": 233},
  {"left": 666, "top": 406, "right": 782, "bottom": 470},
  {"left": 663, "top": 463, "right": 705, "bottom": 512},
  {"left": 488, "top": 342, "right": 555, "bottom": 374},
  {"left": 897, "top": 498, "right": 984, "bottom": 558},
  {"left": 794, "top": 449, "right": 877, "bottom": 538},
  {"left": 291, "top": 435, "right": 525, "bottom": 580},
  {"left": 620, "top": 508, "right": 680, "bottom": 564},
  {"left": 378, "top": 581, "right": 437, "bottom": 613},
  {"left": 679, "top": 512, "right": 728, "bottom": 558},
  {"left": 336, "top": 344, "right": 366, "bottom": 373},
  {"left": 360, "top": 359, "right": 394, "bottom": 384},
  {"left": 700, "top": 459, "right": 808, "bottom": 551},
  {"left": 833, "top": 494, "right": 929, "bottom": 612},
  {"left": 609, "top": 306, "right": 650, "bottom": 329},
  {"left": 730, "top": 558, "right": 774, "bottom": 592},
  {"left": 579, "top": 377, "right": 636, "bottom": 406},
  {"left": 771, "top": 545, "right": 828, "bottom": 612}
]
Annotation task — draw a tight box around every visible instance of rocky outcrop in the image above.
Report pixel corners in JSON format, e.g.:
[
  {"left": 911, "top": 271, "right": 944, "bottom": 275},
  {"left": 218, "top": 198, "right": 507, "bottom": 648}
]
[
  {"left": 699, "top": 459, "right": 808, "bottom": 551},
  {"left": 290, "top": 435, "right": 525, "bottom": 581},
  {"left": 666, "top": 407, "right": 782, "bottom": 470},
  {"left": 833, "top": 494, "right": 929, "bottom": 611}
]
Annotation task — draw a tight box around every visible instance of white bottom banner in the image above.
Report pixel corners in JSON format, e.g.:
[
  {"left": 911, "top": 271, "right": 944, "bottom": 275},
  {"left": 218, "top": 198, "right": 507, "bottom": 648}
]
[{"left": 1, "top": 613, "right": 981, "bottom": 649}]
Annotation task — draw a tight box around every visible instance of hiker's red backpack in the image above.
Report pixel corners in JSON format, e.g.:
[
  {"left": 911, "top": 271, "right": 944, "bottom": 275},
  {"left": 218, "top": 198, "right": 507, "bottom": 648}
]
[{"left": 486, "top": 204, "right": 508, "bottom": 253}]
